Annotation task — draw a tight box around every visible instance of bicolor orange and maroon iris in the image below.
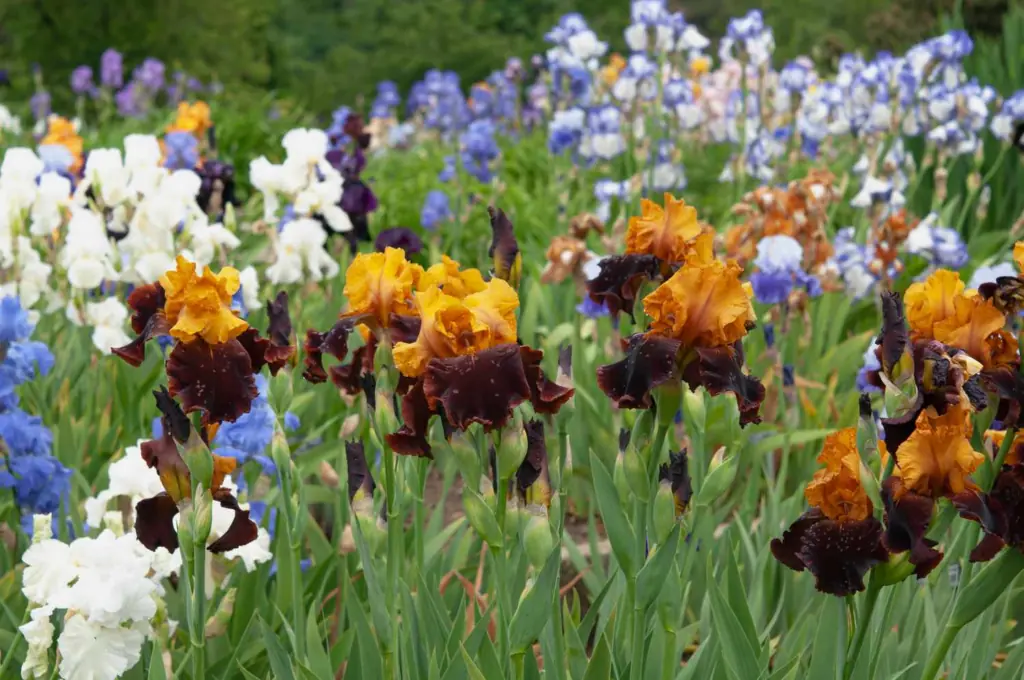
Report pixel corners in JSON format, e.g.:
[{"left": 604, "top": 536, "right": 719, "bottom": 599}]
[
  {"left": 625, "top": 194, "right": 707, "bottom": 264},
  {"left": 113, "top": 256, "right": 294, "bottom": 426},
  {"left": 771, "top": 428, "right": 889, "bottom": 596},
  {"left": 596, "top": 232, "right": 764, "bottom": 425},
  {"left": 134, "top": 389, "right": 258, "bottom": 555},
  {"left": 904, "top": 270, "right": 1016, "bottom": 370}
]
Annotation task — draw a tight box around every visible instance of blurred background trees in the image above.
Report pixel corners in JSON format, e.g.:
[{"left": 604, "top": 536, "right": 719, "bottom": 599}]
[{"left": 0, "top": 0, "right": 1012, "bottom": 115}]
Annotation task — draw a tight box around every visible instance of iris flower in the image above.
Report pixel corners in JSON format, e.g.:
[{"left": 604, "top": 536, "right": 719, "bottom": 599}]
[
  {"left": 772, "top": 428, "right": 890, "bottom": 595},
  {"left": 114, "top": 256, "right": 294, "bottom": 426},
  {"left": 596, "top": 231, "right": 765, "bottom": 424}
]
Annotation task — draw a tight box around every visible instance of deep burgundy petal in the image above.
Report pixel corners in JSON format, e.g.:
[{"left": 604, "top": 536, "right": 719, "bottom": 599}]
[
  {"left": 879, "top": 292, "right": 909, "bottom": 377},
  {"left": 266, "top": 291, "right": 293, "bottom": 347},
  {"left": 882, "top": 479, "right": 943, "bottom": 577},
  {"left": 153, "top": 386, "right": 191, "bottom": 443},
  {"left": 385, "top": 379, "right": 436, "bottom": 458},
  {"left": 516, "top": 420, "right": 547, "bottom": 495},
  {"left": 345, "top": 440, "right": 375, "bottom": 502},
  {"left": 798, "top": 516, "right": 889, "bottom": 596},
  {"left": 659, "top": 450, "right": 692, "bottom": 514},
  {"left": 771, "top": 509, "right": 825, "bottom": 573},
  {"left": 126, "top": 282, "right": 167, "bottom": 334},
  {"left": 488, "top": 206, "right": 520, "bottom": 284},
  {"left": 167, "top": 339, "right": 257, "bottom": 425},
  {"left": 596, "top": 333, "right": 682, "bottom": 409},
  {"left": 374, "top": 227, "right": 424, "bottom": 256},
  {"left": 586, "top": 254, "right": 660, "bottom": 320},
  {"left": 387, "top": 314, "right": 422, "bottom": 345},
  {"left": 983, "top": 367, "right": 1024, "bottom": 429},
  {"left": 681, "top": 346, "right": 765, "bottom": 426},
  {"left": 207, "top": 490, "right": 259, "bottom": 553},
  {"left": 330, "top": 334, "right": 378, "bottom": 396},
  {"left": 112, "top": 310, "right": 170, "bottom": 367},
  {"left": 519, "top": 346, "right": 574, "bottom": 415},
  {"left": 135, "top": 493, "right": 180, "bottom": 553},
  {"left": 302, "top": 319, "right": 356, "bottom": 384},
  {"left": 422, "top": 344, "right": 531, "bottom": 432}
]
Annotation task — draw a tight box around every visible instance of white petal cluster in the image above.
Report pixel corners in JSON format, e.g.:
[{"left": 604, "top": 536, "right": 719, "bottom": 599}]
[
  {"left": 250, "top": 128, "right": 346, "bottom": 284},
  {"left": 19, "top": 518, "right": 178, "bottom": 680}
]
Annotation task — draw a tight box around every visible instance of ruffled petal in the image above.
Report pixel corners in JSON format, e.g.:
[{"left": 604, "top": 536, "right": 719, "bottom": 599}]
[
  {"left": 586, "top": 254, "right": 660, "bottom": 320},
  {"left": 596, "top": 333, "right": 682, "bottom": 409},
  {"left": 681, "top": 345, "right": 765, "bottom": 426},
  {"left": 167, "top": 338, "right": 257, "bottom": 425}
]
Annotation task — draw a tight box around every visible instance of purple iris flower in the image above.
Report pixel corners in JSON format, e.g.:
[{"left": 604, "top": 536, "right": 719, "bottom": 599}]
[
  {"left": 133, "top": 58, "right": 165, "bottom": 91},
  {"left": 70, "top": 66, "right": 94, "bottom": 95},
  {"left": 100, "top": 49, "right": 123, "bottom": 88}
]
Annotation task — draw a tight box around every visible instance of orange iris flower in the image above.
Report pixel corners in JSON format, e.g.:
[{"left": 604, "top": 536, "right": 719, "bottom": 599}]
[
  {"left": 626, "top": 194, "right": 708, "bottom": 263},
  {"left": 168, "top": 101, "right": 213, "bottom": 138},
  {"left": 418, "top": 255, "right": 487, "bottom": 298},
  {"left": 642, "top": 232, "right": 755, "bottom": 349},
  {"left": 161, "top": 256, "right": 248, "bottom": 345},
  {"left": 888, "top": 406, "right": 983, "bottom": 500},
  {"left": 393, "top": 278, "right": 518, "bottom": 378},
  {"left": 342, "top": 247, "right": 424, "bottom": 328},
  {"left": 803, "top": 428, "right": 873, "bottom": 522}
]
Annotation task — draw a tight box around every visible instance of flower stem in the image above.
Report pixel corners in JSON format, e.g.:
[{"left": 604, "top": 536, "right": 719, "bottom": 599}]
[
  {"left": 493, "top": 474, "right": 512, "bottom": 674},
  {"left": 383, "top": 444, "right": 401, "bottom": 680},
  {"left": 629, "top": 499, "right": 648, "bottom": 680},
  {"left": 919, "top": 623, "right": 961, "bottom": 680},
  {"left": 660, "top": 623, "right": 677, "bottom": 680},
  {"left": 191, "top": 542, "right": 206, "bottom": 679},
  {"left": 843, "top": 574, "right": 880, "bottom": 679}
]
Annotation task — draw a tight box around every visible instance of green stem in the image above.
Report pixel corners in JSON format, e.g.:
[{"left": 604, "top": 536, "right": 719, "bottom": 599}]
[
  {"left": 844, "top": 575, "right": 880, "bottom": 679},
  {"left": 629, "top": 499, "right": 648, "bottom": 680},
  {"left": 547, "top": 425, "right": 570, "bottom": 680},
  {"left": 383, "top": 444, "right": 401, "bottom": 680},
  {"left": 956, "top": 144, "right": 1010, "bottom": 232},
  {"left": 493, "top": 475, "right": 512, "bottom": 676},
  {"left": 191, "top": 542, "right": 206, "bottom": 680},
  {"left": 0, "top": 608, "right": 29, "bottom": 679},
  {"left": 511, "top": 652, "right": 525, "bottom": 680},
  {"left": 660, "top": 624, "right": 677, "bottom": 680},
  {"left": 415, "top": 458, "right": 427, "bottom": 579},
  {"left": 919, "top": 624, "right": 961, "bottom": 680}
]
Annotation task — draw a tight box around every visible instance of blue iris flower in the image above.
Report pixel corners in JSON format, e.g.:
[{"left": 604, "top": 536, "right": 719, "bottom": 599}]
[{"left": 0, "top": 296, "right": 67, "bottom": 525}]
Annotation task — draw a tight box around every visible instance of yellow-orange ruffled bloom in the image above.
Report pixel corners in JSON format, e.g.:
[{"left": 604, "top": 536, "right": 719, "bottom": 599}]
[
  {"left": 418, "top": 255, "right": 487, "bottom": 298},
  {"left": 904, "top": 269, "right": 965, "bottom": 337},
  {"left": 161, "top": 256, "right": 248, "bottom": 344},
  {"left": 803, "top": 428, "right": 872, "bottom": 522},
  {"left": 342, "top": 248, "right": 423, "bottom": 328},
  {"left": 626, "top": 194, "right": 706, "bottom": 263},
  {"left": 889, "top": 406, "right": 983, "bottom": 499},
  {"left": 168, "top": 101, "right": 212, "bottom": 138},
  {"left": 643, "top": 233, "right": 754, "bottom": 348},
  {"left": 394, "top": 278, "right": 519, "bottom": 377}
]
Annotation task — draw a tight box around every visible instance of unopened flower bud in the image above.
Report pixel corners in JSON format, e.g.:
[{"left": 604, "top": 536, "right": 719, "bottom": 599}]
[
  {"left": 31, "top": 514, "right": 52, "bottom": 543},
  {"left": 652, "top": 481, "right": 677, "bottom": 545},
  {"left": 497, "top": 414, "right": 529, "bottom": 481},
  {"left": 623, "top": 444, "right": 651, "bottom": 501},
  {"left": 205, "top": 588, "right": 236, "bottom": 639},
  {"left": 340, "top": 413, "right": 361, "bottom": 439},
  {"left": 630, "top": 409, "right": 656, "bottom": 461},
  {"left": 319, "top": 460, "right": 339, "bottom": 489},
  {"left": 655, "top": 384, "right": 682, "bottom": 430},
  {"left": 874, "top": 552, "right": 916, "bottom": 587},
  {"left": 613, "top": 452, "right": 631, "bottom": 505},
  {"left": 522, "top": 507, "right": 554, "bottom": 569},
  {"left": 177, "top": 503, "right": 196, "bottom": 556},
  {"left": 192, "top": 487, "right": 214, "bottom": 546},
  {"left": 182, "top": 434, "right": 214, "bottom": 494},
  {"left": 103, "top": 511, "right": 125, "bottom": 536}
]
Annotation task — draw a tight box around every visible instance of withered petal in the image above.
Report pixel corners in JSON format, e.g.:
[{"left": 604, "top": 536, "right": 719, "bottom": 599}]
[
  {"left": 517, "top": 419, "right": 547, "bottom": 495},
  {"left": 879, "top": 292, "right": 909, "bottom": 376},
  {"left": 266, "top": 291, "right": 293, "bottom": 347},
  {"left": 520, "top": 346, "right": 574, "bottom": 415},
  {"left": 207, "top": 490, "right": 259, "bottom": 554},
  {"left": 488, "top": 206, "right": 520, "bottom": 283},
  {"left": 681, "top": 346, "right": 765, "bottom": 426},
  {"left": 423, "top": 344, "right": 531, "bottom": 432},
  {"left": 596, "top": 333, "right": 682, "bottom": 409},
  {"left": 586, "top": 254, "right": 660, "bottom": 320},
  {"left": 386, "top": 379, "right": 436, "bottom": 458},
  {"left": 167, "top": 338, "right": 257, "bottom": 425},
  {"left": 302, "top": 319, "right": 357, "bottom": 384},
  {"left": 153, "top": 386, "right": 191, "bottom": 443},
  {"left": 134, "top": 493, "right": 180, "bottom": 553},
  {"left": 659, "top": 449, "right": 692, "bottom": 513},
  {"left": 345, "top": 440, "right": 375, "bottom": 502}
]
